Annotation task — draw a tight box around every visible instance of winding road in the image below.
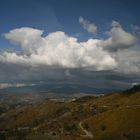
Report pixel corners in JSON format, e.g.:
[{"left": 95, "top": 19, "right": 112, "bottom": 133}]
[{"left": 79, "top": 121, "right": 93, "bottom": 139}]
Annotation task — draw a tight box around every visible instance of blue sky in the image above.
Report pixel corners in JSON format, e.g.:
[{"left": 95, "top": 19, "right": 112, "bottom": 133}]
[
  {"left": 0, "top": 0, "right": 140, "bottom": 48},
  {"left": 0, "top": 0, "right": 140, "bottom": 93}
]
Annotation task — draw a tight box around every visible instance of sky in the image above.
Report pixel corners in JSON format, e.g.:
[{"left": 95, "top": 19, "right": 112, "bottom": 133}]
[{"left": 0, "top": 0, "right": 140, "bottom": 93}]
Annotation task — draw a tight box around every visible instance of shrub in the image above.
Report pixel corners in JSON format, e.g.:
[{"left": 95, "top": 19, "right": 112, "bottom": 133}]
[{"left": 101, "top": 125, "right": 106, "bottom": 131}]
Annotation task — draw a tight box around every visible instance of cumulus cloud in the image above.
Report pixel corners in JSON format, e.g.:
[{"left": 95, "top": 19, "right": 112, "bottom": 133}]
[
  {"left": 114, "top": 48, "right": 140, "bottom": 73},
  {"left": 4, "top": 27, "right": 45, "bottom": 55},
  {"left": 0, "top": 20, "right": 139, "bottom": 79},
  {"left": 100, "top": 21, "right": 136, "bottom": 51},
  {"left": 79, "top": 16, "right": 97, "bottom": 33},
  {"left": 2, "top": 28, "right": 116, "bottom": 70}
]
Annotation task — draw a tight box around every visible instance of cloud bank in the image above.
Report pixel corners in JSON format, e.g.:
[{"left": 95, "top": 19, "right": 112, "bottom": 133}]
[
  {"left": 2, "top": 27, "right": 116, "bottom": 70},
  {"left": 0, "top": 20, "right": 140, "bottom": 89}
]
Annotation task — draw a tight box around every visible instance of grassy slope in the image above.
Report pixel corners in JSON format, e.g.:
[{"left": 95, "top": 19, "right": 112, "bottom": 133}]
[
  {"left": 83, "top": 92, "right": 140, "bottom": 140},
  {"left": 0, "top": 88, "right": 140, "bottom": 140}
]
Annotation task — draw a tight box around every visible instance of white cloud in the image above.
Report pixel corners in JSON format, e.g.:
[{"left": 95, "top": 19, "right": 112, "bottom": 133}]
[
  {"left": 0, "top": 83, "right": 13, "bottom": 89},
  {"left": 131, "top": 25, "right": 140, "bottom": 37},
  {"left": 100, "top": 21, "right": 136, "bottom": 51},
  {"left": 2, "top": 28, "right": 116, "bottom": 70},
  {"left": 111, "top": 20, "right": 121, "bottom": 27},
  {"left": 0, "top": 20, "right": 140, "bottom": 76},
  {"left": 4, "top": 27, "right": 45, "bottom": 55},
  {"left": 79, "top": 16, "right": 97, "bottom": 33},
  {"left": 0, "top": 83, "right": 32, "bottom": 89},
  {"left": 113, "top": 48, "right": 140, "bottom": 73},
  {"left": 132, "top": 82, "right": 139, "bottom": 86}
]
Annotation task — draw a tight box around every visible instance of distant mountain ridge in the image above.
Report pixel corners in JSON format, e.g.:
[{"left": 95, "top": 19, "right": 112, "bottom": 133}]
[
  {"left": 0, "top": 84, "right": 139, "bottom": 105},
  {"left": 123, "top": 84, "right": 140, "bottom": 94}
]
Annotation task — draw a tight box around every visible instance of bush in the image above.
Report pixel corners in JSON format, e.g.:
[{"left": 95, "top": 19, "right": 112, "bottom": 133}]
[
  {"left": 101, "top": 125, "right": 106, "bottom": 131},
  {"left": 64, "top": 123, "right": 77, "bottom": 133}
]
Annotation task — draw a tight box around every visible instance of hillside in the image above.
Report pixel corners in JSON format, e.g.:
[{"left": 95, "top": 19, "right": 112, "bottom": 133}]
[{"left": 0, "top": 85, "right": 140, "bottom": 140}]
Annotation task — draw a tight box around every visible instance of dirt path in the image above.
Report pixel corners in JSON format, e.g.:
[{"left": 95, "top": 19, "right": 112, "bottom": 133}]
[{"left": 79, "top": 121, "right": 93, "bottom": 139}]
